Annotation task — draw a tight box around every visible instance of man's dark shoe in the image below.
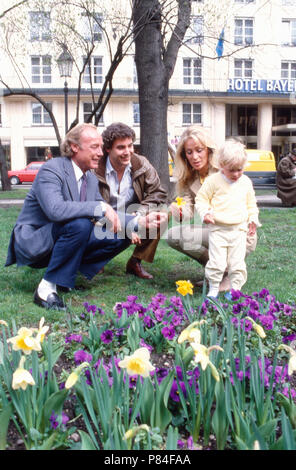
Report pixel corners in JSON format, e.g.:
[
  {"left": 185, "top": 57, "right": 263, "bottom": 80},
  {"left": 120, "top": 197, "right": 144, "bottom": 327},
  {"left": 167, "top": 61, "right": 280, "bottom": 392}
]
[
  {"left": 126, "top": 257, "right": 153, "bottom": 280},
  {"left": 33, "top": 289, "right": 67, "bottom": 311},
  {"left": 57, "top": 285, "right": 86, "bottom": 293}
]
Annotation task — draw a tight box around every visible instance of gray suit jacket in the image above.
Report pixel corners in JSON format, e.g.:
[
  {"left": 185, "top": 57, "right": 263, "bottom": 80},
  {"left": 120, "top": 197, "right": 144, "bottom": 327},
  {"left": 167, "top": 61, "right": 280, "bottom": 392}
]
[{"left": 6, "top": 156, "right": 105, "bottom": 266}]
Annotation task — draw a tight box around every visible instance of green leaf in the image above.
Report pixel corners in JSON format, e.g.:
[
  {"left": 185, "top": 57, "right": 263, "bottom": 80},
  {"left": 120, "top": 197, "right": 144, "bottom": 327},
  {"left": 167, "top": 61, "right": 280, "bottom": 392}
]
[
  {"left": 42, "top": 388, "right": 68, "bottom": 431},
  {"left": 0, "top": 405, "right": 12, "bottom": 450},
  {"left": 79, "top": 430, "right": 98, "bottom": 450}
]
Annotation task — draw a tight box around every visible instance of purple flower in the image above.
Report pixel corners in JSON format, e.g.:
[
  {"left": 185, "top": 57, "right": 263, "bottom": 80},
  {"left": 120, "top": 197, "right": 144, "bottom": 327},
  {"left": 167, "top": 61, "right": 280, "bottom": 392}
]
[
  {"left": 258, "top": 288, "right": 269, "bottom": 299},
  {"left": 83, "top": 302, "right": 97, "bottom": 314},
  {"left": 139, "top": 339, "right": 154, "bottom": 352},
  {"left": 49, "top": 411, "right": 69, "bottom": 430},
  {"left": 65, "top": 334, "right": 82, "bottom": 344},
  {"left": 283, "top": 333, "right": 296, "bottom": 344},
  {"left": 74, "top": 349, "right": 93, "bottom": 365},
  {"left": 156, "top": 367, "right": 169, "bottom": 383},
  {"left": 100, "top": 329, "right": 114, "bottom": 344},
  {"left": 177, "top": 440, "right": 186, "bottom": 449},
  {"left": 230, "top": 289, "right": 243, "bottom": 301},
  {"left": 241, "top": 318, "right": 253, "bottom": 332},
  {"left": 258, "top": 315, "right": 274, "bottom": 330},
  {"left": 161, "top": 325, "right": 176, "bottom": 340},
  {"left": 170, "top": 380, "right": 186, "bottom": 402},
  {"left": 155, "top": 308, "right": 166, "bottom": 322},
  {"left": 232, "top": 303, "right": 242, "bottom": 315},
  {"left": 143, "top": 315, "right": 155, "bottom": 328},
  {"left": 283, "top": 304, "right": 293, "bottom": 316}
]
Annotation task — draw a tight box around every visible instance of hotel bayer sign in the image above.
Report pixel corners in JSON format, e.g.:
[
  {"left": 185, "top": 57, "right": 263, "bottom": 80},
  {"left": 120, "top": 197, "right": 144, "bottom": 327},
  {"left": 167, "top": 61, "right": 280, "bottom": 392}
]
[{"left": 228, "top": 78, "right": 296, "bottom": 93}]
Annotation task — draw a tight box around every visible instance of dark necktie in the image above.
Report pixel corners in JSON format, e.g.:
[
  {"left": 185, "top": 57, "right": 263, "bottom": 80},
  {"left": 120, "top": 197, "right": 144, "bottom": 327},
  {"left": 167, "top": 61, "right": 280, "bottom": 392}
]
[{"left": 80, "top": 174, "right": 87, "bottom": 201}]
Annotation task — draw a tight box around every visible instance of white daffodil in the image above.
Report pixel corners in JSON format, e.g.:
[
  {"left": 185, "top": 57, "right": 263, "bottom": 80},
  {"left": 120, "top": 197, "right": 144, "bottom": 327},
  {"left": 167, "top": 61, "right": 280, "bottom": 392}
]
[
  {"left": 7, "top": 327, "right": 41, "bottom": 355},
  {"left": 278, "top": 344, "right": 296, "bottom": 376},
  {"left": 12, "top": 356, "right": 35, "bottom": 390},
  {"left": 118, "top": 347, "right": 155, "bottom": 378},
  {"left": 191, "top": 342, "right": 223, "bottom": 381}
]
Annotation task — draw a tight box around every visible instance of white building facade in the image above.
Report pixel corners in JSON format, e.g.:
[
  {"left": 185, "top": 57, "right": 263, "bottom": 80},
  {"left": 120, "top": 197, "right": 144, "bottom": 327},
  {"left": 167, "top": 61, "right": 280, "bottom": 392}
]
[{"left": 1, "top": 0, "right": 296, "bottom": 169}]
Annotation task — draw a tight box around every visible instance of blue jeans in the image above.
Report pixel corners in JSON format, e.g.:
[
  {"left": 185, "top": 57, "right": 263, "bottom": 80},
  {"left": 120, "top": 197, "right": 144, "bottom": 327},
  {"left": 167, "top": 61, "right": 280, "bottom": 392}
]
[{"left": 42, "top": 218, "right": 130, "bottom": 288}]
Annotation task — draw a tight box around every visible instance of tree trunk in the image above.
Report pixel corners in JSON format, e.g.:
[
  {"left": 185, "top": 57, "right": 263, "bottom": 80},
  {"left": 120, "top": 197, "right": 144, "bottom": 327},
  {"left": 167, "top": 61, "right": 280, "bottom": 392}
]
[
  {"left": 133, "top": 0, "right": 169, "bottom": 191},
  {"left": 0, "top": 140, "right": 11, "bottom": 191},
  {"left": 133, "top": 0, "right": 191, "bottom": 194}
]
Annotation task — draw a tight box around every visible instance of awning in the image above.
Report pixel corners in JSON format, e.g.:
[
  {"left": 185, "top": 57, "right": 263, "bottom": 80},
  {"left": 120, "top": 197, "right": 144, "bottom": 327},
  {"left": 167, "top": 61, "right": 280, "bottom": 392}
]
[{"left": 272, "top": 123, "right": 296, "bottom": 132}]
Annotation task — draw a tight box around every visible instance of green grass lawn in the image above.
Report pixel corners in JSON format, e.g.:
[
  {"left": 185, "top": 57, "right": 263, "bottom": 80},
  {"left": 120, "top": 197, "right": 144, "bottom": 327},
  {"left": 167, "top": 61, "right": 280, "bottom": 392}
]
[
  {"left": 0, "top": 205, "right": 295, "bottom": 327},
  {"left": 0, "top": 187, "right": 30, "bottom": 199}
]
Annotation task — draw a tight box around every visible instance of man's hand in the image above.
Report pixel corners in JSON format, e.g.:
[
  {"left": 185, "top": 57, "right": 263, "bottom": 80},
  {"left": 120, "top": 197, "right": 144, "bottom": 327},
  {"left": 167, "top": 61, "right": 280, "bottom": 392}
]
[
  {"left": 203, "top": 213, "right": 215, "bottom": 224},
  {"left": 138, "top": 211, "right": 168, "bottom": 229},
  {"left": 131, "top": 232, "right": 142, "bottom": 245},
  {"left": 104, "top": 204, "right": 122, "bottom": 233}
]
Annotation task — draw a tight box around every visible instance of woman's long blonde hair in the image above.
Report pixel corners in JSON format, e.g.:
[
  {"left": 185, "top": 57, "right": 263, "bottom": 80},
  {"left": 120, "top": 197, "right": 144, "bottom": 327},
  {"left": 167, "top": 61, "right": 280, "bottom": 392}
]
[{"left": 173, "top": 125, "right": 217, "bottom": 192}]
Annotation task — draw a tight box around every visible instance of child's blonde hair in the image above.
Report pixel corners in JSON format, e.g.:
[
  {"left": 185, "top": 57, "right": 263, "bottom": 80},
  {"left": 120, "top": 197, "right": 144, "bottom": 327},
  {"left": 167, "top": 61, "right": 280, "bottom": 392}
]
[{"left": 217, "top": 139, "right": 247, "bottom": 170}]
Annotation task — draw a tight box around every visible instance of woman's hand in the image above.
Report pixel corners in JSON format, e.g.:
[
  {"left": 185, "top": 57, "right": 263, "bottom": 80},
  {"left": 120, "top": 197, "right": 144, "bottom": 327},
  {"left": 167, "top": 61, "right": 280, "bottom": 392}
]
[{"left": 169, "top": 202, "right": 183, "bottom": 221}]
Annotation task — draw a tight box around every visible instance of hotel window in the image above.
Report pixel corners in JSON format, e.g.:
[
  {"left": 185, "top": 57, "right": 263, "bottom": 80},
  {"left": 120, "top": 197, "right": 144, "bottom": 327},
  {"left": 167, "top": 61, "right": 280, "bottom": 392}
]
[
  {"left": 81, "top": 12, "right": 103, "bottom": 42},
  {"left": 282, "top": 19, "right": 296, "bottom": 46},
  {"left": 185, "top": 16, "right": 203, "bottom": 44},
  {"left": 234, "top": 18, "right": 254, "bottom": 45},
  {"left": 133, "top": 103, "right": 140, "bottom": 125},
  {"left": 83, "top": 56, "right": 103, "bottom": 84},
  {"left": 182, "top": 103, "right": 202, "bottom": 125},
  {"left": 281, "top": 62, "right": 296, "bottom": 79},
  {"left": 234, "top": 59, "right": 252, "bottom": 78},
  {"left": 32, "top": 102, "right": 52, "bottom": 125},
  {"left": 183, "top": 58, "right": 202, "bottom": 85},
  {"left": 31, "top": 56, "right": 51, "bottom": 84},
  {"left": 29, "top": 12, "right": 51, "bottom": 41},
  {"left": 83, "top": 103, "right": 104, "bottom": 125}
]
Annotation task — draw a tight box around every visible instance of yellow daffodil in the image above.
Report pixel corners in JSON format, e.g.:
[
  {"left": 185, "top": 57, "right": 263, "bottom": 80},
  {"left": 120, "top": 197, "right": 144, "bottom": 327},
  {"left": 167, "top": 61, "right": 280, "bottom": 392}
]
[
  {"left": 124, "top": 424, "right": 150, "bottom": 440},
  {"left": 278, "top": 344, "right": 296, "bottom": 376},
  {"left": 178, "top": 320, "right": 206, "bottom": 345},
  {"left": 65, "top": 362, "right": 89, "bottom": 389},
  {"left": 0, "top": 320, "right": 8, "bottom": 327},
  {"left": 175, "top": 197, "right": 186, "bottom": 207},
  {"left": 118, "top": 347, "right": 155, "bottom": 378},
  {"left": 191, "top": 342, "right": 223, "bottom": 381},
  {"left": 35, "top": 317, "right": 49, "bottom": 343},
  {"left": 7, "top": 327, "right": 41, "bottom": 355},
  {"left": 245, "top": 316, "right": 266, "bottom": 339},
  {"left": 12, "top": 356, "right": 35, "bottom": 390},
  {"left": 176, "top": 280, "right": 194, "bottom": 296}
]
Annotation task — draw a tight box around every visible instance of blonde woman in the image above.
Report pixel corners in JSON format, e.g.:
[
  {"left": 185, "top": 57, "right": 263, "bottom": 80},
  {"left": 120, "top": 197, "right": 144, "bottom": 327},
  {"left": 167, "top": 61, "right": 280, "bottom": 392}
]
[{"left": 167, "top": 126, "right": 257, "bottom": 290}]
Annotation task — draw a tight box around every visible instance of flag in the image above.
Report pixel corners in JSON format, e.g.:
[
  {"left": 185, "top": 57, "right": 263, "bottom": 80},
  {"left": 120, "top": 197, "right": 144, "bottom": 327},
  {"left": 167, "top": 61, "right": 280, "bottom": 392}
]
[{"left": 216, "top": 28, "right": 225, "bottom": 60}]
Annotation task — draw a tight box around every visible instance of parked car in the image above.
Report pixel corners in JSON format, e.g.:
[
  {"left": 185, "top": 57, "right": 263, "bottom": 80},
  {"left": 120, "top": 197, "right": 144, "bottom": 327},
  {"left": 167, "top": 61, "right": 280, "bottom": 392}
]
[
  {"left": 244, "top": 149, "right": 276, "bottom": 186},
  {"left": 8, "top": 161, "right": 45, "bottom": 185}
]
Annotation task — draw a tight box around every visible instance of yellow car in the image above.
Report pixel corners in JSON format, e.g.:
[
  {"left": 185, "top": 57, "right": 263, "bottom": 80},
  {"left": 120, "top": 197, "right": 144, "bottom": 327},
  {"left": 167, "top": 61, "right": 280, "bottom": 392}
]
[{"left": 244, "top": 149, "right": 276, "bottom": 185}]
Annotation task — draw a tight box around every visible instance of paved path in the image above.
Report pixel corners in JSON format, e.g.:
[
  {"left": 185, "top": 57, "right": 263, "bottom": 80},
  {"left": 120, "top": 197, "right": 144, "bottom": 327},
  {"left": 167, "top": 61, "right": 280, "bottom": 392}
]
[{"left": 0, "top": 194, "right": 287, "bottom": 209}]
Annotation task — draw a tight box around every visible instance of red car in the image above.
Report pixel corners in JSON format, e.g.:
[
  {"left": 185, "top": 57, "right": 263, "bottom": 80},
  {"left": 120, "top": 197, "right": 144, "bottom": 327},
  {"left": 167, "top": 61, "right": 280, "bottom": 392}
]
[{"left": 8, "top": 161, "right": 45, "bottom": 185}]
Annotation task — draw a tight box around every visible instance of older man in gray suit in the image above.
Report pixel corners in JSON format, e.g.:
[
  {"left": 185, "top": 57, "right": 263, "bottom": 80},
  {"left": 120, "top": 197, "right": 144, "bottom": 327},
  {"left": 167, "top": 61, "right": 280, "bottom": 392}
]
[{"left": 5, "top": 123, "right": 167, "bottom": 310}]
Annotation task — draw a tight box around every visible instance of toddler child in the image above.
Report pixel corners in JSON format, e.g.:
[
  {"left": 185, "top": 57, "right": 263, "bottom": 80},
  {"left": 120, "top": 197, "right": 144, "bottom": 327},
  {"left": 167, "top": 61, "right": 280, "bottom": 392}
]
[{"left": 195, "top": 139, "right": 260, "bottom": 299}]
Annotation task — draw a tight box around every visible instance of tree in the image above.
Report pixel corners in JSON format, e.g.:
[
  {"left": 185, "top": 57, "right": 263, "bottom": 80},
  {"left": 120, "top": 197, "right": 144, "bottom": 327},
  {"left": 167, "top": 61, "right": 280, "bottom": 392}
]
[{"left": 132, "top": 0, "right": 192, "bottom": 193}]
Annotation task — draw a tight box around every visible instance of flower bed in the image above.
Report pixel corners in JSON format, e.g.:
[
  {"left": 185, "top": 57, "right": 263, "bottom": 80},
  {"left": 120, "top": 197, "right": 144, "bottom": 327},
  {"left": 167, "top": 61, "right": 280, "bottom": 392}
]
[{"left": 1, "top": 285, "right": 296, "bottom": 450}]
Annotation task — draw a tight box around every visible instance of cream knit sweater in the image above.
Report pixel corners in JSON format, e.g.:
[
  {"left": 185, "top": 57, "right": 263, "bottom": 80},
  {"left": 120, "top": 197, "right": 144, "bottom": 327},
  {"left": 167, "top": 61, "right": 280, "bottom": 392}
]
[{"left": 195, "top": 171, "right": 260, "bottom": 227}]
